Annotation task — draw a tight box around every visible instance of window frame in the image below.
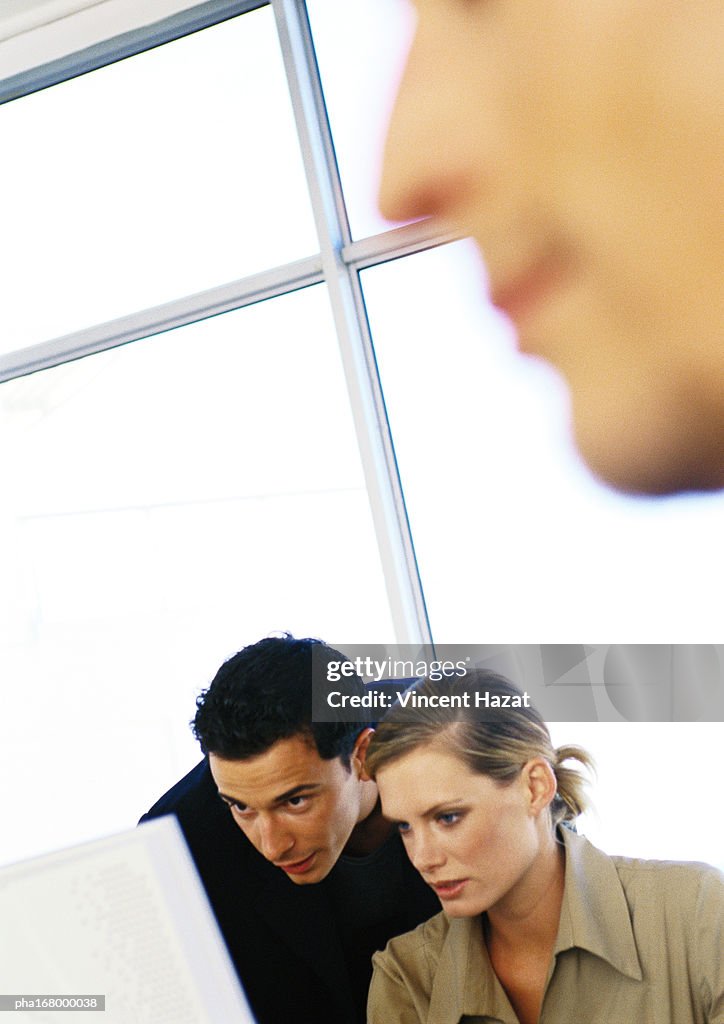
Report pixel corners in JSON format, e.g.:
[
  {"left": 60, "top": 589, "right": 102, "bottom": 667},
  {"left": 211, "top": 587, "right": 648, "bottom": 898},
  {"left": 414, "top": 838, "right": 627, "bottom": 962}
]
[{"left": 0, "top": 0, "right": 456, "bottom": 643}]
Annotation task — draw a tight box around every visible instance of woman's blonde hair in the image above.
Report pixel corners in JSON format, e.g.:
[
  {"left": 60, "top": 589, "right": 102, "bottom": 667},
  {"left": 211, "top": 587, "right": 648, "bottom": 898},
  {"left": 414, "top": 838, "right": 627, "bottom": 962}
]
[{"left": 366, "top": 670, "right": 594, "bottom": 827}]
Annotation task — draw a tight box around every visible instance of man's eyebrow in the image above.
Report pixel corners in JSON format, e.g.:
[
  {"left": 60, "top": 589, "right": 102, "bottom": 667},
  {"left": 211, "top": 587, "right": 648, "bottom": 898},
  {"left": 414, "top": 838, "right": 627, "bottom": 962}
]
[
  {"left": 217, "top": 783, "right": 322, "bottom": 806},
  {"left": 218, "top": 791, "right": 243, "bottom": 805},
  {"left": 272, "top": 783, "right": 322, "bottom": 804}
]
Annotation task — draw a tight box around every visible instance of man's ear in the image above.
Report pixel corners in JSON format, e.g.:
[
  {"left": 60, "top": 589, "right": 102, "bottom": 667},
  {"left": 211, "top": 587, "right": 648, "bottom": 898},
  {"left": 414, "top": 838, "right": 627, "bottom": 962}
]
[{"left": 352, "top": 727, "right": 375, "bottom": 781}]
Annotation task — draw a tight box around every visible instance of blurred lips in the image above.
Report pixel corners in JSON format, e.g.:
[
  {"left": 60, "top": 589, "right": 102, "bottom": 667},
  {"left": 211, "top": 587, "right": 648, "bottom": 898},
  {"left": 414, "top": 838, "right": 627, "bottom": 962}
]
[{"left": 490, "top": 253, "right": 570, "bottom": 346}]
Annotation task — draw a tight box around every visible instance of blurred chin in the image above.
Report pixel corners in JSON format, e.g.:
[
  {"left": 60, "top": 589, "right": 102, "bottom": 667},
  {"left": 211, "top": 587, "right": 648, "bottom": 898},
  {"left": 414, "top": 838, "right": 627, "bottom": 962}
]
[{"left": 571, "top": 394, "right": 724, "bottom": 496}]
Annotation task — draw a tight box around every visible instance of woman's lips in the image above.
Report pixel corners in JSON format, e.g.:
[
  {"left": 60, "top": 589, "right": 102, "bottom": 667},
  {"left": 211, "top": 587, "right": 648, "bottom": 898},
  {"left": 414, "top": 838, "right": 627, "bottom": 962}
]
[{"left": 431, "top": 878, "right": 468, "bottom": 899}]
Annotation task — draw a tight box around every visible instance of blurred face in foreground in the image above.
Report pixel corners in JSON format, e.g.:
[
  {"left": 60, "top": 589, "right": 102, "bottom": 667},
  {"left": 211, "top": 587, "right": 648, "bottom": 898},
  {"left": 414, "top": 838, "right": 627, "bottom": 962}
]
[
  {"left": 380, "top": 1, "right": 724, "bottom": 494},
  {"left": 376, "top": 744, "right": 555, "bottom": 919}
]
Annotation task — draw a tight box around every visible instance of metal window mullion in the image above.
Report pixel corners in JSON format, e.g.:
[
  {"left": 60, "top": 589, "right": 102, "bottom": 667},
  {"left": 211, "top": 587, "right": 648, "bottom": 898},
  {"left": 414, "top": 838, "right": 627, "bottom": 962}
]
[
  {"left": 0, "top": 0, "right": 270, "bottom": 104},
  {"left": 271, "top": 0, "right": 431, "bottom": 647},
  {"left": 0, "top": 254, "right": 323, "bottom": 383},
  {"left": 0, "top": 214, "right": 456, "bottom": 384},
  {"left": 342, "top": 221, "right": 462, "bottom": 273}
]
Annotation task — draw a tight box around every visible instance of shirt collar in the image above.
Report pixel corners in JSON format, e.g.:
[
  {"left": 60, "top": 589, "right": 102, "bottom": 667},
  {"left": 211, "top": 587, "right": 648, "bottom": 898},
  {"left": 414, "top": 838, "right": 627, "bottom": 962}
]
[
  {"left": 554, "top": 826, "right": 643, "bottom": 981},
  {"left": 426, "top": 829, "right": 643, "bottom": 1023},
  {"left": 429, "top": 914, "right": 517, "bottom": 1024}
]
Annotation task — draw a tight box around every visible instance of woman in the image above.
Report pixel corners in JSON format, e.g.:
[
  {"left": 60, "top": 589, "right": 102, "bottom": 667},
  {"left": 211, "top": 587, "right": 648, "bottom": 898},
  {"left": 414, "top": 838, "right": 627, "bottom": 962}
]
[{"left": 365, "top": 671, "right": 723, "bottom": 1024}]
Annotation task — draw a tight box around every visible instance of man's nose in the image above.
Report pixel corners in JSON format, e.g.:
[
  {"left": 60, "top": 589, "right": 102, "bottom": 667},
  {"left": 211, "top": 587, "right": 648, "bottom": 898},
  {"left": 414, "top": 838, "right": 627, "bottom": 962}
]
[
  {"left": 378, "top": 29, "right": 436, "bottom": 225},
  {"left": 254, "top": 816, "right": 295, "bottom": 863},
  {"left": 378, "top": 20, "right": 483, "bottom": 228}
]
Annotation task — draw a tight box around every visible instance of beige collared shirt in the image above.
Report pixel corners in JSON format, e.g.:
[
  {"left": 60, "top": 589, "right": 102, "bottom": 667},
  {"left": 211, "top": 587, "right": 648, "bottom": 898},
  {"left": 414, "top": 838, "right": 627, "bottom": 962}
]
[{"left": 368, "top": 828, "right": 724, "bottom": 1024}]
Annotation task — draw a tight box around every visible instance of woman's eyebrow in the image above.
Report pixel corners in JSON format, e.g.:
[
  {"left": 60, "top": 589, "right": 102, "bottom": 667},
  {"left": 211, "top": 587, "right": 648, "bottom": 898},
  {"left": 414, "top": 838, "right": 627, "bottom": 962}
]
[
  {"left": 420, "top": 799, "right": 464, "bottom": 818},
  {"left": 389, "top": 799, "right": 465, "bottom": 820}
]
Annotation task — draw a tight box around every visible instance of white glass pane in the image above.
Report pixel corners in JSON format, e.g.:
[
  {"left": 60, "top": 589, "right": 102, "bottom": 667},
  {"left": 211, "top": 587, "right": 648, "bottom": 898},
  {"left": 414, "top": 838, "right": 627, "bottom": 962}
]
[
  {"left": 307, "top": 0, "right": 415, "bottom": 239},
  {"left": 0, "top": 285, "right": 394, "bottom": 864},
  {"left": 0, "top": 8, "right": 318, "bottom": 353},
  {"left": 363, "top": 241, "right": 724, "bottom": 639},
  {"left": 549, "top": 722, "right": 723, "bottom": 869}
]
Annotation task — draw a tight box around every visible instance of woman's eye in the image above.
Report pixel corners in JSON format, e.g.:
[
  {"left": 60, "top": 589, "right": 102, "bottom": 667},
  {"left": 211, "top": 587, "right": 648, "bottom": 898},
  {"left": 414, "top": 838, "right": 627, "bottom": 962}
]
[
  {"left": 437, "top": 811, "right": 461, "bottom": 826},
  {"left": 396, "top": 821, "right": 411, "bottom": 835}
]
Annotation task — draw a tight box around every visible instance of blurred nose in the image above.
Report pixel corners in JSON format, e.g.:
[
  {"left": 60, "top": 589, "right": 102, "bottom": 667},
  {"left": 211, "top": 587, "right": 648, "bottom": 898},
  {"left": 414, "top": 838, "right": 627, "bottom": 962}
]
[
  {"left": 377, "top": 16, "right": 486, "bottom": 228},
  {"left": 407, "top": 829, "right": 445, "bottom": 876},
  {"left": 253, "top": 816, "right": 295, "bottom": 863}
]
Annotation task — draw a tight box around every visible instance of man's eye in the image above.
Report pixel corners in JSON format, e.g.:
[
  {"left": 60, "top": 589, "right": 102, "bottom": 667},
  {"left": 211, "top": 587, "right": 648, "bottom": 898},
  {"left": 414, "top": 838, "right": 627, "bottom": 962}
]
[
  {"left": 396, "top": 821, "right": 411, "bottom": 835},
  {"left": 286, "top": 795, "right": 309, "bottom": 809},
  {"left": 222, "top": 798, "right": 250, "bottom": 816}
]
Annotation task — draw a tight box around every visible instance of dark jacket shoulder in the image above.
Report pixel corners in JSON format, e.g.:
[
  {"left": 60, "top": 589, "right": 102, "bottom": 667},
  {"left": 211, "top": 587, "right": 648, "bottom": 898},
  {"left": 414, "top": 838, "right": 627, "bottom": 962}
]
[{"left": 140, "top": 760, "right": 437, "bottom": 1024}]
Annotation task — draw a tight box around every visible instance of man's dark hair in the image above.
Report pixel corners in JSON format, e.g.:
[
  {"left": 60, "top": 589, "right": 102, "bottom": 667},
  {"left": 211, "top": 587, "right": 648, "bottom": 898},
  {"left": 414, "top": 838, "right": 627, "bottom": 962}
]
[{"left": 192, "top": 635, "right": 367, "bottom": 767}]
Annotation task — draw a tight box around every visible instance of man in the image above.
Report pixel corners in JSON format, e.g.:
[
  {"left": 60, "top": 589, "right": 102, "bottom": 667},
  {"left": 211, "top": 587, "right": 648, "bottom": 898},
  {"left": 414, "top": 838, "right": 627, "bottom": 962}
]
[
  {"left": 140, "top": 635, "right": 438, "bottom": 1024},
  {"left": 379, "top": 0, "right": 724, "bottom": 495}
]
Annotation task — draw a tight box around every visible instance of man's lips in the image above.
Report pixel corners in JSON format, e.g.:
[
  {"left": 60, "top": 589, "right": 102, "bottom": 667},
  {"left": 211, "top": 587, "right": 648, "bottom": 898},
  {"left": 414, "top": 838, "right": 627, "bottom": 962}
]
[
  {"left": 490, "top": 255, "right": 569, "bottom": 334},
  {"left": 430, "top": 878, "right": 468, "bottom": 899},
  {"left": 275, "top": 853, "right": 317, "bottom": 875}
]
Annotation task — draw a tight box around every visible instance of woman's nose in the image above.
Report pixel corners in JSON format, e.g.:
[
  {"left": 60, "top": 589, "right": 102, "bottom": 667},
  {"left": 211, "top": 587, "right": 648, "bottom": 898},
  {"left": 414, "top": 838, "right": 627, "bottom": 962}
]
[{"left": 408, "top": 831, "right": 445, "bottom": 876}]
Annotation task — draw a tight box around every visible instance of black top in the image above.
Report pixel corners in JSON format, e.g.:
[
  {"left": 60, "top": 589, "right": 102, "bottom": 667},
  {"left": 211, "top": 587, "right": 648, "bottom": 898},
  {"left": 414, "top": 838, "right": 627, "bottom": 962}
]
[{"left": 140, "top": 760, "right": 439, "bottom": 1024}]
